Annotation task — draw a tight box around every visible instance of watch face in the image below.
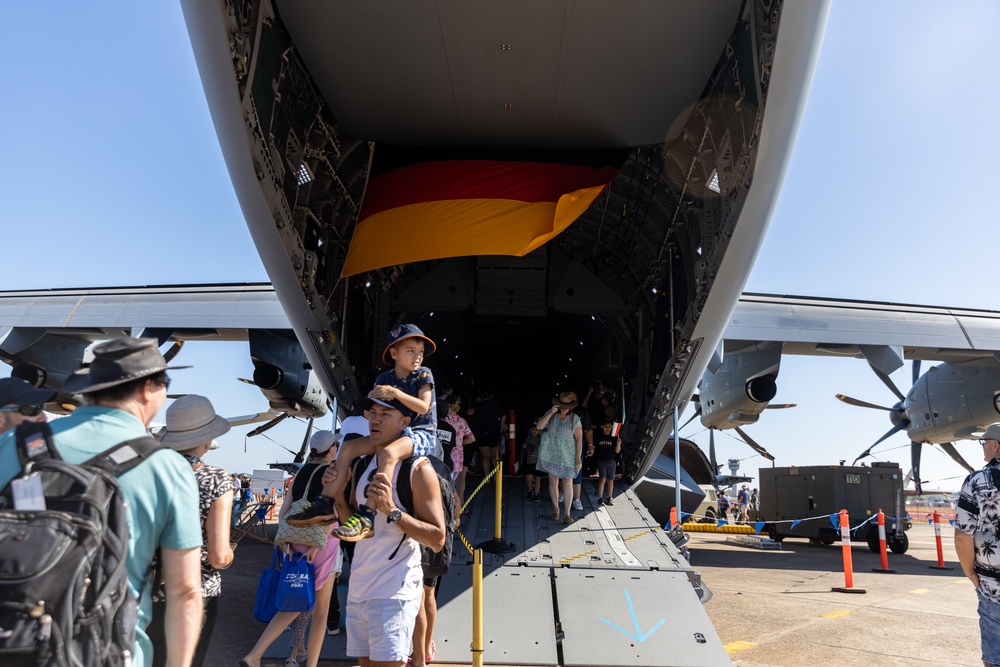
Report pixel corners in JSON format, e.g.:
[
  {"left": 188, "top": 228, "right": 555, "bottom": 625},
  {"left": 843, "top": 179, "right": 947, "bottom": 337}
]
[{"left": 389, "top": 509, "right": 402, "bottom": 523}]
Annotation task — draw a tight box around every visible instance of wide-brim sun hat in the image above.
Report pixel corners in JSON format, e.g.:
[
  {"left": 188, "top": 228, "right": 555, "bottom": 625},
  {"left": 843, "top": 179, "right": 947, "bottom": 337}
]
[
  {"left": 552, "top": 391, "right": 579, "bottom": 410},
  {"left": 973, "top": 423, "right": 1000, "bottom": 441},
  {"left": 0, "top": 377, "right": 57, "bottom": 408},
  {"left": 63, "top": 337, "right": 189, "bottom": 394},
  {"left": 158, "top": 394, "right": 231, "bottom": 451},
  {"left": 381, "top": 323, "right": 436, "bottom": 365}
]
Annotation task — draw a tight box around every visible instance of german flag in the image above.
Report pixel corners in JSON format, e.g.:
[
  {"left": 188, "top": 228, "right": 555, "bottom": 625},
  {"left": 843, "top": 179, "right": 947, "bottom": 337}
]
[{"left": 342, "top": 147, "right": 626, "bottom": 276}]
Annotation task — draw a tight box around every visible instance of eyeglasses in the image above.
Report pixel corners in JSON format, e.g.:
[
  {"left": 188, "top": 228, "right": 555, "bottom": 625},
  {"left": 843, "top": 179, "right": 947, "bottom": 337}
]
[
  {"left": 0, "top": 405, "right": 44, "bottom": 417},
  {"left": 980, "top": 439, "right": 996, "bottom": 446}
]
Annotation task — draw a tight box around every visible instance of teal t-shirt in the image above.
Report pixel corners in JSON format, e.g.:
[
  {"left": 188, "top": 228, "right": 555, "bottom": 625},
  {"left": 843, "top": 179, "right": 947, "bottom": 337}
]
[{"left": 0, "top": 406, "right": 202, "bottom": 667}]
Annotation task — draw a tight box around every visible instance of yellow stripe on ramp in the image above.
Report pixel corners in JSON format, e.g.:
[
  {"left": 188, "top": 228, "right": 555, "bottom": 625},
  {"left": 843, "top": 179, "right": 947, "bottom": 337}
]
[
  {"left": 821, "top": 610, "right": 854, "bottom": 620},
  {"left": 725, "top": 641, "right": 757, "bottom": 654}
]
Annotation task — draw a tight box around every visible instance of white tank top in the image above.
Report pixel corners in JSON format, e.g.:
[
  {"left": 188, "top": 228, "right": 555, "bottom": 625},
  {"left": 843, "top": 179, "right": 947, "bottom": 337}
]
[{"left": 347, "top": 457, "right": 424, "bottom": 603}]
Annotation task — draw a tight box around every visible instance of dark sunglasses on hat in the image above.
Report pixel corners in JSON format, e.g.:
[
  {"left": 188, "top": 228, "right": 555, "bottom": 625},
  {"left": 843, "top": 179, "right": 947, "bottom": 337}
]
[{"left": 0, "top": 405, "right": 44, "bottom": 417}]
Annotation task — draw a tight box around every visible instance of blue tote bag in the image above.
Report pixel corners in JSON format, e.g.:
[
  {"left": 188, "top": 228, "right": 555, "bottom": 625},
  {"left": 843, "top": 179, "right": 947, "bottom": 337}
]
[
  {"left": 253, "top": 548, "right": 282, "bottom": 622},
  {"left": 276, "top": 551, "right": 316, "bottom": 613}
]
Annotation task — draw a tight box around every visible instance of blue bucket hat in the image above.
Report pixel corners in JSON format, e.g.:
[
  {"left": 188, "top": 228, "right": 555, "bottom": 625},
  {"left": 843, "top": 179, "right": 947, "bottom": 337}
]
[{"left": 382, "top": 324, "right": 436, "bottom": 365}]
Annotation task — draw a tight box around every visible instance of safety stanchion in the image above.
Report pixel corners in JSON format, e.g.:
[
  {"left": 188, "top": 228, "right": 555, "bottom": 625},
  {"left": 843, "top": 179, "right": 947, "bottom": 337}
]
[
  {"left": 871, "top": 509, "right": 895, "bottom": 573},
  {"left": 471, "top": 548, "right": 484, "bottom": 667},
  {"left": 507, "top": 410, "right": 517, "bottom": 472},
  {"left": 477, "top": 462, "right": 516, "bottom": 554},
  {"left": 669, "top": 506, "right": 678, "bottom": 530},
  {"left": 831, "top": 509, "right": 866, "bottom": 594},
  {"left": 930, "top": 511, "right": 953, "bottom": 570}
]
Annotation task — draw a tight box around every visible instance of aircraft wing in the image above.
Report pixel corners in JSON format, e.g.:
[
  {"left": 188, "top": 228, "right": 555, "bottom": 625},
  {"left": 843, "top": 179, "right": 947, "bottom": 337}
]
[
  {"left": 0, "top": 283, "right": 286, "bottom": 342},
  {"left": 0, "top": 283, "right": 336, "bottom": 420},
  {"left": 726, "top": 293, "right": 1000, "bottom": 363},
  {"left": 6, "top": 286, "right": 1000, "bottom": 364}
]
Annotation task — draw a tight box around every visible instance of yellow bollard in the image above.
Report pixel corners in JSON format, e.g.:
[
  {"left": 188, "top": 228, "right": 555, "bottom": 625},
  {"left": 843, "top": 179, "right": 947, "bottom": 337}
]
[
  {"left": 478, "top": 461, "right": 515, "bottom": 553},
  {"left": 494, "top": 461, "right": 503, "bottom": 541},
  {"left": 472, "top": 548, "right": 484, "bottom": 667}
]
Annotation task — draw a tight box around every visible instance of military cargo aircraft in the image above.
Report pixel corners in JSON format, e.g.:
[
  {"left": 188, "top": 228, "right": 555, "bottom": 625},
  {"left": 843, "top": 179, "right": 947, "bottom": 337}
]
[{"left": 178, "top": 0, "right": 831, "bottom": 487}]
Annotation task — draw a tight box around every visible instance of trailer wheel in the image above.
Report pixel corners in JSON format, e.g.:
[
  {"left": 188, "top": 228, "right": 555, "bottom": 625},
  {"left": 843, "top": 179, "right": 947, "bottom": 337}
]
[
  {"left": 888, "top": 532, "right": 909, "bottom": 555},
  {"left": 767, "top": 527, "right": 784, "bottom": 543},
  {"left": 866, "top": 531, "right": 880, "bottom": 554}
]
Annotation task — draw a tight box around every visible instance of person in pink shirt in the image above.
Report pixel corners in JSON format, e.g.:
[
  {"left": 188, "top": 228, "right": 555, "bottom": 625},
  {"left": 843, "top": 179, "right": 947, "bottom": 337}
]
[{"left": 442, "top": 394, "right": 476, "bottom": 509}]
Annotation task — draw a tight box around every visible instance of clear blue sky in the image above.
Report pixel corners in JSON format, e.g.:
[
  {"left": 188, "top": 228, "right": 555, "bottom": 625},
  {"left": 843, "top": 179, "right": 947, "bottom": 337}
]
[{"left": 2, "top": 2, "right": 998, "bottom": 489}]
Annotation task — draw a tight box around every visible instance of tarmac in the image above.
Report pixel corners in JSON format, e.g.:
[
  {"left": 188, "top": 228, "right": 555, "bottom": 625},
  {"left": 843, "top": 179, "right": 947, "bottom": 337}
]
[{"left": 207, "top": 507, "right": 981, "bottom": 667}]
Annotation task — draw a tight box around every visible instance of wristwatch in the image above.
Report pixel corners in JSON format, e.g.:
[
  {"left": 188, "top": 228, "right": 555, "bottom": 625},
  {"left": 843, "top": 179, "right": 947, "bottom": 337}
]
[{"left": 387, "top": 508, "right": 403, "bottom": 523}]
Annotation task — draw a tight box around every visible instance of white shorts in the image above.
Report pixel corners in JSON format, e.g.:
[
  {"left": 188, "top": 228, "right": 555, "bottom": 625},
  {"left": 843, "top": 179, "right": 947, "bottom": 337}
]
[
  {"left": 332, "top": 543, "right": 344, "bottom": 576},
  {"left": 345, "top": 596, "right": 421, "bottom": 662}
]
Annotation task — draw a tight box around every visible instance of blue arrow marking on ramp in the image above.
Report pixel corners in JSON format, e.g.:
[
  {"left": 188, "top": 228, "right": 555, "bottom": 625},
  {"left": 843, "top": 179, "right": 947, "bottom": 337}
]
[{"left": 599, "top": 590, "right": 665, "bottom": 642}]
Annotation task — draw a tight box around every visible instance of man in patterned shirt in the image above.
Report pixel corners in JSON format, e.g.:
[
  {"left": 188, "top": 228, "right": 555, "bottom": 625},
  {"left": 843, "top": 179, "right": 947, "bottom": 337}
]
[{"left": 955, "top": 423, "right": 1000, "bottom": 667}]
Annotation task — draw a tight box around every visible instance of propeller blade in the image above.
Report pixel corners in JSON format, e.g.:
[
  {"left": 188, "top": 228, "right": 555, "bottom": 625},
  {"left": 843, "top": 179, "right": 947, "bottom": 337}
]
[
  {"left": 246, "top": 413, "right": 289, "bottom": 437},
  {"left": 836, "top": 394, "right": 896, "bottom": 412},
  {"left": 709, "top": 429, "right": 719, "bottom": 474},
  {"left": 162, "top": 341, "right": 184, "bottom": 363},
  {"left": 870, "top": 364, "right": 905, "bottom": 402},
  {"left": 911, "top": 359, "right": 922, "bottom": 386},
  {"left": 852, "top": 420, "right": 909, "bottom": 464},
  {"left": 166, "top": 394, "right": 188, "bottom": 399},
  {"left": 937, "top": 442, "right": 975, "bottom": 474},
  {"left": 226, "top": 409, "right": 280, "bottom": 427},
  {"left": 237, "top": 377, "right": 256, "bottom": 385},
  {"left": 295, "top": 417, "right": 314, "bottom": 464},
  {"left": 734, "top": 426, "right": 775, "bottom": 461},
  {"left": 679, "top": 406, "right": 702, "bottom": 431},
  {"left": 765, "top": 403, "right": 797, "bottom": 409},
  {"left": 911, "top": 442, "right": 923, "bottom": 495}
]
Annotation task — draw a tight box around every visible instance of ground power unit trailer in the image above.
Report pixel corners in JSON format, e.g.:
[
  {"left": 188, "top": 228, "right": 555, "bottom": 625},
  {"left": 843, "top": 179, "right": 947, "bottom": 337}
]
[{"left": 759, "top": 462, "right": 910, "bottom": 553}]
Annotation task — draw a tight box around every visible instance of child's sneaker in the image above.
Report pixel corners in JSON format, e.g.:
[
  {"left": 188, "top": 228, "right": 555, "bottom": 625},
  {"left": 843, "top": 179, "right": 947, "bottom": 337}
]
[
  {"left": 604, "top": 496, "right": 614, "bottom": 506},
  {"left": 286, "top": 497, "right": 338, "bottom": 527},
  {"left": 336, "top": 510, "right": 375, "bottom": 541},
  {"left": 572, "top": 499, "right": 583, "bottom": 511},
  {"left": 597, "top": 497, "right": 605, "bottom": 506}
]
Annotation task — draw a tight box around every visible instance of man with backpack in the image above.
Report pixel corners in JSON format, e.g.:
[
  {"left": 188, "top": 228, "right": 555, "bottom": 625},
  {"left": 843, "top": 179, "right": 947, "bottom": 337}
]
[
  {"left": 0, "top": 337, "right": 204, "bottom": 667},
  {"left": 345, "top": 395, "right": 446, "bottom": 667}
]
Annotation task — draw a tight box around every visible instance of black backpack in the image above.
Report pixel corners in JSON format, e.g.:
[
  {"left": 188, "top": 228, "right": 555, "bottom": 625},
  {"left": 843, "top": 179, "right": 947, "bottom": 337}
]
[
  {"left": 436, "top": 422, "right": 456, "bottom": 474},
  {"left": 352, "top": 454, "right": 457, "bottom": 577},
  {"left": 0, "top": 421, "right": 162, "bottom": 667}
]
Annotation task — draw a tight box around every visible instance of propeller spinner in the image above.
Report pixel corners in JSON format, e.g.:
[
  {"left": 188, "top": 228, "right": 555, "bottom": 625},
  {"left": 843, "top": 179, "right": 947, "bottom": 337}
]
[{"left": 837, "top": 359, "right": 976, "bottom": 494}]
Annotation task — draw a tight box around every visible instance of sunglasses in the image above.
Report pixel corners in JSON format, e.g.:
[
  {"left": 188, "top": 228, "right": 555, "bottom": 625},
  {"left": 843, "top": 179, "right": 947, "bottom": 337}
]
[
  {"left": 0, "top": 405, "right": 44, "bottom": 417},
  {"left": 980, "top": 439, "right": 996, "bottom": 446}
]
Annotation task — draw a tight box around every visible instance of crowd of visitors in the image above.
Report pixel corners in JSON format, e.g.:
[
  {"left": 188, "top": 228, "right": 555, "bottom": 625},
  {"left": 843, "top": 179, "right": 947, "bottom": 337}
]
[{"left": 0, "top": 328, "right": 632, "bottom": 667}]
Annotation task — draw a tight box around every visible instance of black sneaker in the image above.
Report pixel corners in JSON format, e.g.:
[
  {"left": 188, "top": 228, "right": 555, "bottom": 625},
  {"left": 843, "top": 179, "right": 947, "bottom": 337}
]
[
  {"left": 604, "top": 497, "right": 614, "bottom": 506},
  {"left": 597, "top": 497, "right": 605, "bottom": 506},
  {"left": 286, "top": 500, "right": 338, "bottom": 527},
  {"left": 327, "top": 612, "right": 341, "bottom": 636}
]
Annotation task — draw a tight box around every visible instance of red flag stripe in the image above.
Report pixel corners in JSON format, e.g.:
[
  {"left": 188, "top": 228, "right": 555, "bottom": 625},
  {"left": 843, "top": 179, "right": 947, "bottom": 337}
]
[{"left": 359, "top": 160, "right": 619, "bottom": 221}]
